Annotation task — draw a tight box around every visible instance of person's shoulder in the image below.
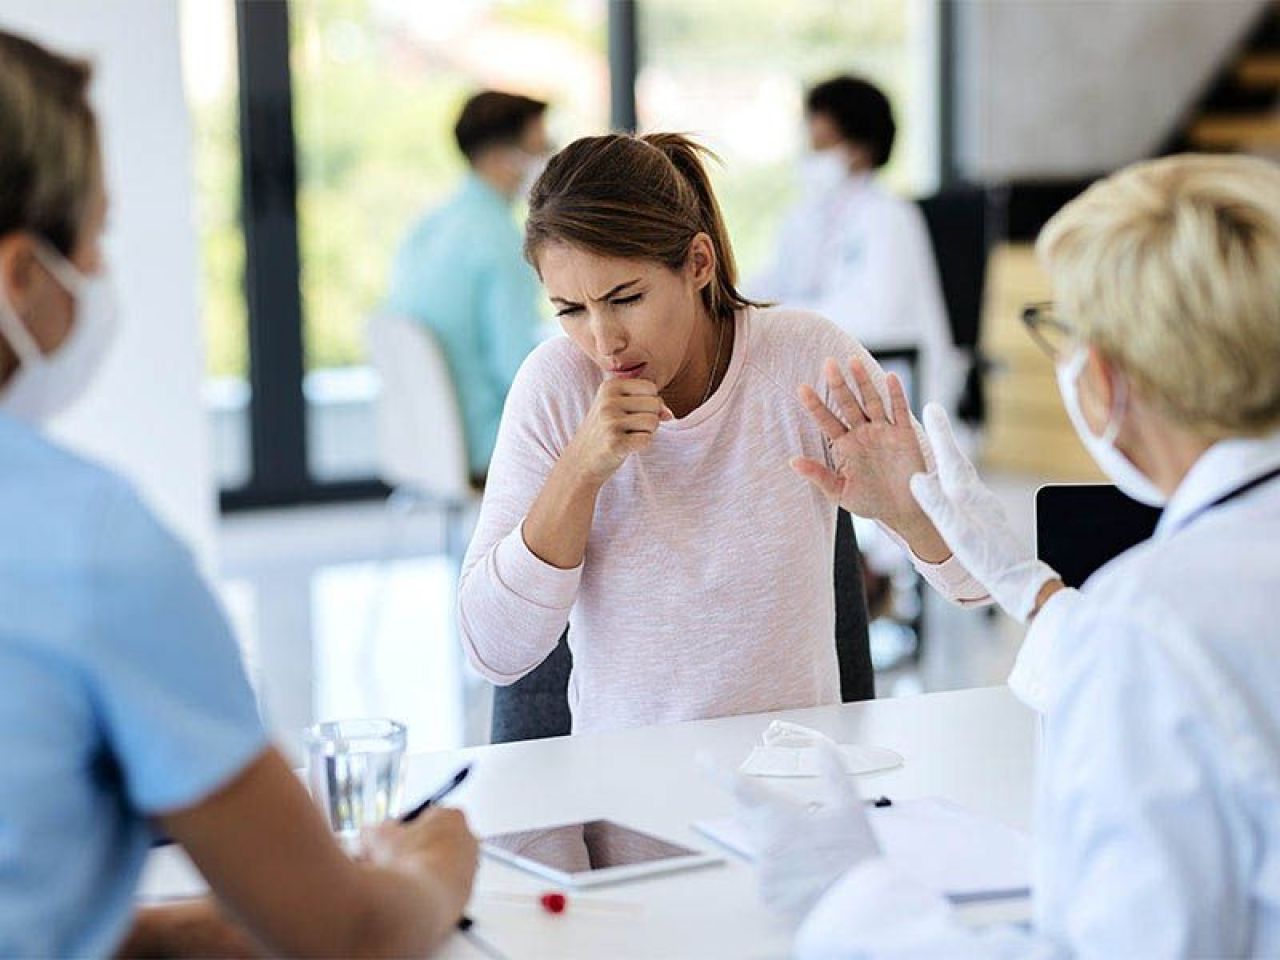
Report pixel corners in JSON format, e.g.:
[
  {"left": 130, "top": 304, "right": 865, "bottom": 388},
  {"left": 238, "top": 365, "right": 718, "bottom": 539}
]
[
  {"left": 1064, "top": 532, "right": 1246, "bottom": 697},
  {"left": 491, "top": 336, "right": 598, "bottom": 449},
  {"left": 745, "top": 305, "right": 863, "bottom": 379},
  {"left": 517, "top": 335, "right": 595, "bottom": 380},
  {"left": 1059, "top": 557, "right": 1278, "bottom": 778},
  {"left": 862, "top": 180, "right": 931, "bottom": 236},
  {"left": 404, "top": 181, "right": 513, "bottom": 247},
  {"left": 508, "top": 335, "right": 599, "bottom": 410},
  {"left": 0, "top": 418, "right": 178, "bottom": 591},
  {"left": 0, "top": 417, "right": 135, "bottom": 519}
]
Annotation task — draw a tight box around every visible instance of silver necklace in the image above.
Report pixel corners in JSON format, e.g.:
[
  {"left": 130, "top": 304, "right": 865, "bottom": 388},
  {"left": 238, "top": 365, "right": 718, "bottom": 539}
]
[{"left": 699, "top": 320, "right": 727, "bottom": 407}]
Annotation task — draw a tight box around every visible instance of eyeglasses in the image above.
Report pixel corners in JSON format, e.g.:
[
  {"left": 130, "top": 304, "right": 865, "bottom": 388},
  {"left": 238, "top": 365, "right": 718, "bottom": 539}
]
[{"left": 1021, "top": 301, "right": 1078, "bottom": 362}]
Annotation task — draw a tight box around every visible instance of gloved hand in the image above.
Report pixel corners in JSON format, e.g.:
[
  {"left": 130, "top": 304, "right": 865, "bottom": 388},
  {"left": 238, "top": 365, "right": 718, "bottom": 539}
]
[
  {"left": 909, "top": 402, "right": 1059, "bottom": 622},
  {"left": 733, "top": 738, "right": 881, "bottom": 922}
]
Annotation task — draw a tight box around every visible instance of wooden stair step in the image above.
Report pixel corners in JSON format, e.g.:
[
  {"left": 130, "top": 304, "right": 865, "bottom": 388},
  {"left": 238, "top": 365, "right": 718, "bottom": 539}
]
[
  {"left": 1188, "top": 113, "right": 1280, "bottom": 148},
  {"left": 1237, "top": 53, "right": 1280, "bottom": 88}
]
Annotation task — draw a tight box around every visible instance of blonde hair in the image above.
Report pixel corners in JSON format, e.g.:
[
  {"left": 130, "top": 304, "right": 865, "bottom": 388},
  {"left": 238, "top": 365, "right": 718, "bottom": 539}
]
[
  {"left": 1037, "top": 154, "right": 1280, "bottom": 439},
  {"left": 0, "top": 30, "right": 99, "bottom": 257}
]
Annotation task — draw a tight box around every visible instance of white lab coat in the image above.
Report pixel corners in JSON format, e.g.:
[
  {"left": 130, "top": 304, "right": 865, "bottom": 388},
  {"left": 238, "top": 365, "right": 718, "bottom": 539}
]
[
  {"left": 795, "top": 428, "right": 1280, "bottom": 958},
  {"left": 751, "top": 174, "right": 963, "bottom": 411}
]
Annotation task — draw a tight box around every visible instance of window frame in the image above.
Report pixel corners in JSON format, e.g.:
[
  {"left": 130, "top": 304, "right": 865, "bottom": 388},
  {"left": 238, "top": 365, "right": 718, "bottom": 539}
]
[{"left": 221, "top": 0, "right": 946, "bottom": 510}]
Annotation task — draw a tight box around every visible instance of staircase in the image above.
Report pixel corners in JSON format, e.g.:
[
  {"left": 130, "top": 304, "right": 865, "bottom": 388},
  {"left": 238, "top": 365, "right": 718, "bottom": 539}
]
[
  {"left": 979, "top": 1, "right": 1279, "bottom": 480},
  {"left": 1172, "top": 2, "right": 1280, "bottom": 156}
]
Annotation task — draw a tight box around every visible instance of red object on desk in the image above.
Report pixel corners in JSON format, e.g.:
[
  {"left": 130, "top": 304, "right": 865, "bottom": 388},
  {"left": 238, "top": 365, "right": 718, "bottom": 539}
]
[{"left": 540, "top": 892, "right": 567, "bottom": 914}]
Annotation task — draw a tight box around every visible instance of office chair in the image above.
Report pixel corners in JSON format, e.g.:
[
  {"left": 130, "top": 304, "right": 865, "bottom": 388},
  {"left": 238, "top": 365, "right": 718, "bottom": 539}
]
[
  {"left": 367, "top": 314, "right": 479, "bottom": 561},
  {"left": 490, "top": 508, "right": 873, "bottom": 743},
  {"left": 917, "top": 186, "right": 998, "bottom": 426}
]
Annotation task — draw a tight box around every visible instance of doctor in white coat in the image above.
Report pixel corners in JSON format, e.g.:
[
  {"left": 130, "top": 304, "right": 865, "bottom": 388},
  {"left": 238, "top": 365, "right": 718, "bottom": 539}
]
[
  {"left": 744, "top": 153, "right": 1280, "bottom": 957},
  {"left": 752, "top": 74, "right": 961, "bottom": 412}
]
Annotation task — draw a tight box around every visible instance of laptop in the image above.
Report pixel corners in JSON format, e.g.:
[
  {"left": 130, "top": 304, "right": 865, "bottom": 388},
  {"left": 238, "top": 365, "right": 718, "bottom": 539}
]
[{"left": 1034, "top": 484, "right": 1162, "bottom": 589}]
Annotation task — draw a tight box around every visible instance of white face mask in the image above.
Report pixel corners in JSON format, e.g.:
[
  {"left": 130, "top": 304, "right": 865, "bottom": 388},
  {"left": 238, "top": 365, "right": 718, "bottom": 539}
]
[
  {"left": 799, "top": 146, "right": 849, "bottom": 197},
  {"left": 1056, "top": 347, "right": 1167, "bottom": 507},
  {"left": 0, "top": 242, "right": 118, "bottom": 423}
]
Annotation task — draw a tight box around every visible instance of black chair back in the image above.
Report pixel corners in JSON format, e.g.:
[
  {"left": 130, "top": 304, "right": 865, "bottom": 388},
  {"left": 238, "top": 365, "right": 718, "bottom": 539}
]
[
  {"left": 833, "top": 508, "right": 874, "bottom": 701},
  {"left": 918, "top": 185, "right": 996, "bottom": 425},
  {"left": 489, "top": 509, "right": 873, "bottom": 743},
  {"left": 489, "top": 628, "right": 573, "bottom": 744}
]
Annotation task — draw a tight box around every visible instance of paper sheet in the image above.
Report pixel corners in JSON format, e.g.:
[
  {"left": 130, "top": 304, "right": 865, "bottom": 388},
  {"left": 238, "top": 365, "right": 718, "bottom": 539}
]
[{"left": 694, "top": 797, "right": 1031, "bottom": 903}]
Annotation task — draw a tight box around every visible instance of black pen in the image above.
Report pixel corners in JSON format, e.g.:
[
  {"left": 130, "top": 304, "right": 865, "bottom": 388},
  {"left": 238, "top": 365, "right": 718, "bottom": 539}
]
[
  {"left": 400, "top": 762, "right": 472, "bottom": 823},
  {"left": 396, "top": 763, "right": 477, "bottom": 938}
]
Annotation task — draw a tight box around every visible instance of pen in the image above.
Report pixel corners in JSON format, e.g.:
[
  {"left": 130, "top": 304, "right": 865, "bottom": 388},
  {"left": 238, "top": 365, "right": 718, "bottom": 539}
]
[
  {"left": 395, "top": 763, "right": 476, "bottom": 937},
  {"left": 400, "top": 762, "right": 473, "bottom": 823}
]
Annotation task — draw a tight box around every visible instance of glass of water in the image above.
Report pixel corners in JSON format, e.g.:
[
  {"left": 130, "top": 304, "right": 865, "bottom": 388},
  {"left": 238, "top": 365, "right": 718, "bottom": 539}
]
[{"left": 305, "top": 718, "right": 407, "bottom": 848}]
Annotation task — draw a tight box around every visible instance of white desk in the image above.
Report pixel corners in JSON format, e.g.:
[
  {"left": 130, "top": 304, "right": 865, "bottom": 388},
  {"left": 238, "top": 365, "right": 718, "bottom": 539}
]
[{"left": 142, "top": 685, "right": 1037, "bottom": 959}]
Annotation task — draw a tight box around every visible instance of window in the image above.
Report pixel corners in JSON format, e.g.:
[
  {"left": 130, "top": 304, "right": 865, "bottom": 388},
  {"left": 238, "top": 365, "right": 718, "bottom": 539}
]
[
  {"left": 180, "top": 0, "right": 251, "bottom": 491},
  {"left": 639, "top": 0, "right": 939, "bottom": 281},
  {"left": 290, "top": 0, "right": 608, "bottom": 481},
  {"left": 181, "top": 0, "right": 942, "bottom": 505}
]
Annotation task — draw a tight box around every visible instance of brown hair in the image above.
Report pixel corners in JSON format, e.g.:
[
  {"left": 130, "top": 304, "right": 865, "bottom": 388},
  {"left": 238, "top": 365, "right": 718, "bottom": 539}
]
[
  {"left": 454, "top": 89, "right": 547, "bottom": 163},
  {"left": 524, "top": 132, "right": 763, "bottom": 322},
  {"left": 0, "top": 30, "right": 99, "bottom": 257}
]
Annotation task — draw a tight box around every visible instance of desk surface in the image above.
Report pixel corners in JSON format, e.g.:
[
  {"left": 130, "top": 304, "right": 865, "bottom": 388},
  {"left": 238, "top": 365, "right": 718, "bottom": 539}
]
[{"left": 142, "top": 685, "right": 1037, "bottom": 960}]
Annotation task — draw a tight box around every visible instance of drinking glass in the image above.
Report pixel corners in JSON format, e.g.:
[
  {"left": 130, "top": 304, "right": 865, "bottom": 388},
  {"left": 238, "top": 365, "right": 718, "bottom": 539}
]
[{"left": 305, "top": 718, "right": 406, "bottom": 848}]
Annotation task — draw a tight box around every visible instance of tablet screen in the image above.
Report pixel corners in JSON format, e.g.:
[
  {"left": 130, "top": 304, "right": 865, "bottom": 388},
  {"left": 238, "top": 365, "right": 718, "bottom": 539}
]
[{"left": 485, "top": 820, "right": 699, "bottom": 874}]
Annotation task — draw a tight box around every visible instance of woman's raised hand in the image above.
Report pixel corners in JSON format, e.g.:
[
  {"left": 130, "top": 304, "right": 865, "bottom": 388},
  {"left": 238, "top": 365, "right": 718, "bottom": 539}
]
[
  {"left": 565, "top": 378, "right": 674, "bottom": 487},
  {"left": 792, "top": 356, "right": 929, "bottom": 535}
]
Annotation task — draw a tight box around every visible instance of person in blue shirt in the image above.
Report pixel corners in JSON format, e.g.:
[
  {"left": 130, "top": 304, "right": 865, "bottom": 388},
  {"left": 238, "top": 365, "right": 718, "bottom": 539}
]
[
  {"left": 0, "top": 30, "right": 477, "bottom": 956},
  {"left": 385, "top": 90, "right": 551, "bottom": 485}
]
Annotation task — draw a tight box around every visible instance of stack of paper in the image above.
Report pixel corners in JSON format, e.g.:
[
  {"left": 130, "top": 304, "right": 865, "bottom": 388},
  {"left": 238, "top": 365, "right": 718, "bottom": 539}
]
[{"left": 694, "top": 797, "right": 1031, "bottom": 903}]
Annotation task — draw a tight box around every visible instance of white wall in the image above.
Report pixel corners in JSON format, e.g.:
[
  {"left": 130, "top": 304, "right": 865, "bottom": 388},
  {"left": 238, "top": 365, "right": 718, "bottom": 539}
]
[
  {"left": 955, "top": 0, "right": 1267, "bottom": 180},
  {"left": 0, "top": 0, "right": 216, "bottom": 564}
]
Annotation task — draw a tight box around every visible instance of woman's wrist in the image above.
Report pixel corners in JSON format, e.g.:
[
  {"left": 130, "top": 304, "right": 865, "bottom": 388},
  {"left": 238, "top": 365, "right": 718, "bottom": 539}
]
[
  {"left": 555, "top": 445, "right": 607, "bottom": 497},
  {"left": 888, "top": 511, "right": 953, "bottom": 565}
]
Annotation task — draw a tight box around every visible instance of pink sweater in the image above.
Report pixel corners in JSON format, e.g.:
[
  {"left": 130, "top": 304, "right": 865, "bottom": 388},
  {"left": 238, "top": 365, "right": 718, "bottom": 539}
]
[{"left": 458, "top": 307, "right": 987, "bottom": 733}]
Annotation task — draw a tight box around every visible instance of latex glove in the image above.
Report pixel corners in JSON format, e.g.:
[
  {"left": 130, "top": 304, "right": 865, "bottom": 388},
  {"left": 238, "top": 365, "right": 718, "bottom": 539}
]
[
  {"left": 733, "top": 738, "right": 881, "bottom": 921},
  {"left": 909, "top": 403, "right": 1059, "bottom": 622}
]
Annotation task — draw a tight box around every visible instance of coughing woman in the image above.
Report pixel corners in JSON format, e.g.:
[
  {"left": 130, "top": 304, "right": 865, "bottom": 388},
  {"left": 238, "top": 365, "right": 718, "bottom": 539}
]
[{"left": 458, "top": 133, "right": 988, "bottom": 734}]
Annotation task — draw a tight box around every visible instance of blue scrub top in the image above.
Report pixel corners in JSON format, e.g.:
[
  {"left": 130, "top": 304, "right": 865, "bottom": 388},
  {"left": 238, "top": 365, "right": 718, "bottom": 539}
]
[
  {"left": 0, "top": 414, "right": 267, "bottom": 956},
  {"left": 385, "top": 174, "right": 543, "bottom": 477}
]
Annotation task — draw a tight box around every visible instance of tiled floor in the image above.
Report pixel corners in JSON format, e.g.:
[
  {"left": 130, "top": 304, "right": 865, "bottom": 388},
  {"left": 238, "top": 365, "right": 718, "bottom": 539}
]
[{"left": 216, "top": 471, "right": 1042, "bottom": 764}]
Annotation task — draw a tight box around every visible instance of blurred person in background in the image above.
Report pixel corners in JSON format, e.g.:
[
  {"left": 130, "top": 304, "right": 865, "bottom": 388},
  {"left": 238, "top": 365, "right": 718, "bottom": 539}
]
[
  {"left": 754, "top": 73, "right": 966, "bottom": 634},
  {"left": 0, "top": 29, "right": 476, "bottom": 957},
  {"left": 752, "top": 73, "right": 961, "bottom": 414},
  {"left": 385, "top": 90, "right": 552, "bottom": 486}
]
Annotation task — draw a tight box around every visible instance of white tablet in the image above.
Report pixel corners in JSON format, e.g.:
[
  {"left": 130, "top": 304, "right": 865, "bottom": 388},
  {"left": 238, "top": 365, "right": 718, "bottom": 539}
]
[{"left": 482, "top": 819, "right": 723, "bottom": 888}]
